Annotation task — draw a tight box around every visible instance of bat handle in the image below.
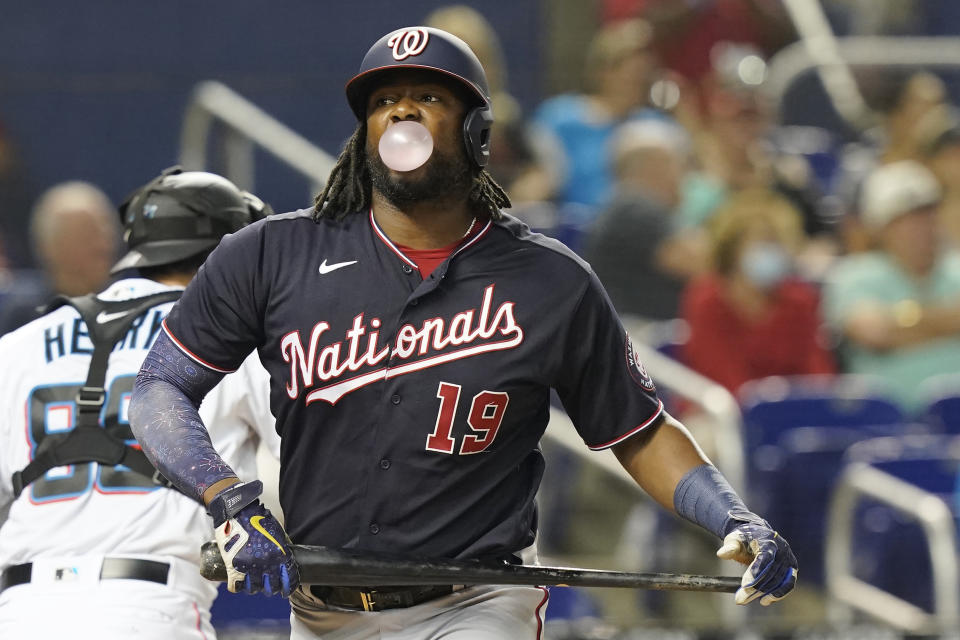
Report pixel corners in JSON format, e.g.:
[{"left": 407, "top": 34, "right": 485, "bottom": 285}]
[{"left": 201, "top": 540, "right": 228, "bottom": 582}]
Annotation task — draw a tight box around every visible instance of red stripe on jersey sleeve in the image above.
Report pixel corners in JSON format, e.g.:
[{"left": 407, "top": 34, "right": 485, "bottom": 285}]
[
  {"left": 161, "top": 320, "right": 236, "bottom": 374},
  {"left": 587, "top": 400, "right": 665, "bottom": 450}
]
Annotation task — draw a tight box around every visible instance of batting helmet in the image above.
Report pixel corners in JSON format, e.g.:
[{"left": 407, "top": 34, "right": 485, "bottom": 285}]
[
  {"left": 345, "top": 26, "right": 494, "bottom": 168},
  {"left": 111, "top": 167, "right": 271, "bottom": 274}
]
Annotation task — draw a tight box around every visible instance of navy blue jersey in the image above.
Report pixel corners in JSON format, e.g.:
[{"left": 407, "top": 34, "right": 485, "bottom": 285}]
[{"left": 163, "top": 209, "right": 662, "bottom": 560}]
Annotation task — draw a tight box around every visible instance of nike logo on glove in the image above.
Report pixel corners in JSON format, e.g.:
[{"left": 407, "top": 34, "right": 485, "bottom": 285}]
[
  {"left": 318, "top": 259, "right": 358, "bottom": 275},
  {"left": 251, "top": 516, "right": 286, "bottom": 554}
]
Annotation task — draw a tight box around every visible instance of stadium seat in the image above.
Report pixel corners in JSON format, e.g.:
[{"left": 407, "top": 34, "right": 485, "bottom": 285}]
[
  {"left": 837, "top": 434, "right": 960, "bottom": 613},
  {"left": 739, "top": 375, "right": 905, "bottom": 451},
  {"left": 768, "top": 125, "right": 842, "bottom": 196},
  {"left": 543, "top": 586, "right": 603, "bottom": 621},
  {"left": 738, "top": 375, "right": 907, "bottom": 514},
  {"left": 917, "top": 373, "right": 960, "bottom": 434},
  {"left": 211, "top": 584, "right": 291, "bottom": 632},
  {"left": 764, "top": 426, "right": 886, "bottom": 585}
]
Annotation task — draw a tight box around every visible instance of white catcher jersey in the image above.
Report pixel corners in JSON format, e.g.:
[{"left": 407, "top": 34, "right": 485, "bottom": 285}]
[{"left": 0, "top": 277, "right": 279, "bottom": 569}]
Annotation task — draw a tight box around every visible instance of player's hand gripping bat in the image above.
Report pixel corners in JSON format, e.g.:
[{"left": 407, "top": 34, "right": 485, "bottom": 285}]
[{"left": 200, "top": 541, "right": 740, "bottom": 593}]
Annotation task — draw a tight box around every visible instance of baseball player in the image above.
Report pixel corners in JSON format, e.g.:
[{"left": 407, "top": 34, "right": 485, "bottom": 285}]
[
  {"left": 0, "top": 168, "right": 281, "bottom": 639},
  {"left": 128, "top": 27, "right": 798, "bottom": 639}
]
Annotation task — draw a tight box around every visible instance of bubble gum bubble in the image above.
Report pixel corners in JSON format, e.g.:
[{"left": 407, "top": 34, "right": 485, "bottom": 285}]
[{"left": 378, "top": 121, "right": 434, "bottom": 172}]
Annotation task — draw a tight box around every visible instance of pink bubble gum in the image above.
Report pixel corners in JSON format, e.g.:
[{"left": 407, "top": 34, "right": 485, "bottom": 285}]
[{"left": 378, "top": 121, "right": 434, "bottom": 172}]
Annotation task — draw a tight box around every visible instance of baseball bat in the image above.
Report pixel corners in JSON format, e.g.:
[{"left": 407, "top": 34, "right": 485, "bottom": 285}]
[{"left": 200, "top": 542, "right": 740, "bottom": 593}]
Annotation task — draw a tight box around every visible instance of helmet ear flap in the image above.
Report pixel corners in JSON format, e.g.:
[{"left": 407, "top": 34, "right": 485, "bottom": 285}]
[
  {"left": 241, "top": 191, "right": 274, "bottom": 222},
  {"left": 463, "top": 105, "right": 493, "bottom": 168}
]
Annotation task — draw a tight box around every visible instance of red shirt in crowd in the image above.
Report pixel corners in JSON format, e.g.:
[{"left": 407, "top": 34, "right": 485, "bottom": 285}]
[
  {"left": 602, "top": 0, "right": 785, "bottom": 82},
  {"left": 681, "top": 275, "right": 836, "bottom": 395}
]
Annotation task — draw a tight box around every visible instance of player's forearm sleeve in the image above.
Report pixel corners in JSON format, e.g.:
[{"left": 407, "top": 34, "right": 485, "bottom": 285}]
[
  {"left": 673, "top": 464, "right": 765, "bottom": 538},
  {"left": 129, "top": 331, "right": 236, "bottom": 502}
]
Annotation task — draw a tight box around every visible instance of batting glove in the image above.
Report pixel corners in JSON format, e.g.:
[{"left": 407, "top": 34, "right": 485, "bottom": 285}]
[
  {"left": 208, "top": 480, "right": 300, "bottom": 597},
  {"left": 717, "top": 511, "right": 798, "bottom": 606}
]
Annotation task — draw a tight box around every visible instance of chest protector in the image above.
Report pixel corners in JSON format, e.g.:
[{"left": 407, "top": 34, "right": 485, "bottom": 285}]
[{"left": 11, "top": 290, "right": 183, "bottom": 498}]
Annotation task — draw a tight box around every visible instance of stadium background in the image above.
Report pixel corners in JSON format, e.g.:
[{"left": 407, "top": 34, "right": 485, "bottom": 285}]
[{"left": 3, "top": 1, "right": 960, "bottom": 639}]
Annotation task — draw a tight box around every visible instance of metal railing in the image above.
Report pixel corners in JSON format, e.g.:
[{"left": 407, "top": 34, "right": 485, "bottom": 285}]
[
  {"left": 825, "top": 462, "right": 960, "bottom": 634},
  {"left": 624, "top": 318, "right": 745, "bottom": 493},
  {"left": 543, "top": 328, "right": 745, "bottom": 629},
  {"left": 179, "top": 80, "right": 336, "bottom": 197},
  {"left": 766, "top": 35, "right": 960, "bottom": 128},
  {"left": 772, "top": 0, "right": 960, "bottom": 131},
  {"left": 780, "top": 0, "right": 873, "bottom": 130}
]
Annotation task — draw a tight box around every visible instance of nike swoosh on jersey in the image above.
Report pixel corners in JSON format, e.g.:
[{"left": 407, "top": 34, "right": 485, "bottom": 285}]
[
  {"left": 96, "top": 310, "right": 130, "bottom": 324},
  {"left": 318, "top": 259, "right": 358, "bottom": 275},
  {"left": 250, "top": 516, "right": 286, "bottom": 554}
]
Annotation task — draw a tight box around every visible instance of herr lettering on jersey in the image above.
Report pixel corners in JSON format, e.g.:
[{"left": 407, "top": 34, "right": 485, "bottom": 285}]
[
  {"left": 42, "top": 309, "right": 166, "bottom": 363},
  {"left": 281, "top": 283, "right": 523, "bottom": 405}
]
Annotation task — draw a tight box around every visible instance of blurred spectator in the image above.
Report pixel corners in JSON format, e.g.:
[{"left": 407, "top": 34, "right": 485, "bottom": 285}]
[
  {"left": 0, "top": 182, "right": 119, "bottom": 334},
  {"left": 602, "top": 0, "right": 794, "bottom": 111},
  {"left": 0, "top": 120, "right": 34, "bottom": 268},
  {"left": 425, "top": 5, "right": 555, "bottom": 204},
  {"left": 682, "top": 188, "right": 835, "bottom": 395},
  {"left": 823, "top": 161, "right": 960, "bottom": 411},
  {"left": 919, "top": 107, "right": 960, "bottom": 248},
  {"left": 533, "top": 19, "right": 665, "bottom": 222},
  {"left": 836, "top": 71, "right": 950, "bottom": 254},
  {"left": 584, "top": 120, "right": 707, "bottom": 322},
  {"left": 678, "top": 44, "right": 830, "bottom": 244},
  {"left": 871, "top": 71, "right": 948, "bottom": 165},
  {"left": 841, "top": 70, "right": 949, "bottom": 188}
]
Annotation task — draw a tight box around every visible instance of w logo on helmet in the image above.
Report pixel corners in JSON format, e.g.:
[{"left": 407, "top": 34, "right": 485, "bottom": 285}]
[{"left": 387, "top": 28, "right": 430, "bottom": 61}]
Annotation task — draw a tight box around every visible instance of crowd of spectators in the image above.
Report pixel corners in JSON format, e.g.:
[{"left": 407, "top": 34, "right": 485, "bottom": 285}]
[
  {"left": 2, "top": 4, "right": 959, "bottom": 419},
  {"left": 521, "top": 7, "right": 960, "bottom": 420},
  {"left": 0, "top": 3, "right": 958, "bottom": 631}
]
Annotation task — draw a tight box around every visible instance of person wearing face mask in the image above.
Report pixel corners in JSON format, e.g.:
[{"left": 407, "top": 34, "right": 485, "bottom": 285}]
[{"left": 681, "top": 188, "right": 836, "bottom": 395}]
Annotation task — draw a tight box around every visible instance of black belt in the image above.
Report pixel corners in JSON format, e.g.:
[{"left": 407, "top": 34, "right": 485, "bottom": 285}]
[
  {"left": 310, "top": 584, "right": 460, "bottom": 612},
  {"left": 0, "top": 558, "right": 170, "bottom": 594}
]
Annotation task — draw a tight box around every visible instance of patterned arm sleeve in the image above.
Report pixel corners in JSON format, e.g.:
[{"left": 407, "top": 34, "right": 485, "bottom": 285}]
[{"left": 129, "top": 331, "right": 236, "bottom": 502}]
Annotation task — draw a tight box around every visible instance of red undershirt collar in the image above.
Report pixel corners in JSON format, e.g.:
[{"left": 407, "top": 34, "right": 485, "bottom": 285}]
[{"left": 396, "top": 218, "right": 482, "bottom": 278}]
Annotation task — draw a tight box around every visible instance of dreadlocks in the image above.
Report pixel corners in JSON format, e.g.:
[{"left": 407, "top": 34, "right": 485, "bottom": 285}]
[
  {"left": 313, "top": 125, "right": 370, "bottom": 221},
  {"left": 313, "top": 124, "right": 511, "bottom": 222}
]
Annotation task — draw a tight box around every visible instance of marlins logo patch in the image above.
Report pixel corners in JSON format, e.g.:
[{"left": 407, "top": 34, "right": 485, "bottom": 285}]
[{"left": 625, "top": 336, "right": 656, "bottom": 392}]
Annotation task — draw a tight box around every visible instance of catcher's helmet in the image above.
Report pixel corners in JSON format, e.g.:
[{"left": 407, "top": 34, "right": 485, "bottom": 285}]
[
  {"left": 111, "top": 167, "right": 271, "bottom": 274},
  {"left": 345, "top": 26, "right": 493, "bottom": 167}
]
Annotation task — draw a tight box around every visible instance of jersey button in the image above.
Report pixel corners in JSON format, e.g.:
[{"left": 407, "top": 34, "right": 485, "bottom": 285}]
[
  {"left": 391, "top": 394, "right": 401, "bottom": 405},
  {"left": 369, "top": 523, "right": 380, "bottom": 535},
  {"left": 379, "top": 458, "right": 391, "bottom": 469},
  {"left": 402, "top": 265, "right": 413, "bottom": 274},
  {"left": 410, "top": 299, "right": 419, "bottom": 306}
]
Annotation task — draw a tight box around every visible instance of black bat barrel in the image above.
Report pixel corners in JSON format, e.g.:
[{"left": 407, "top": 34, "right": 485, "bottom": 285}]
[{"left": 200, "top": 542, "right": 741, "bottom": 593}]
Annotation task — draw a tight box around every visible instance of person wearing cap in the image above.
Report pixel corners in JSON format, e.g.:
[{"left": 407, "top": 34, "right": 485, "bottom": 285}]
[
  {"left": 128, "top": 26, "right": 798, "bottom": 638},
  {"left": 823, "top": 160, "right": 960, "bottom": 410},
  {"left": 0, "top": 168, "right": 280, "bottom": 638}
]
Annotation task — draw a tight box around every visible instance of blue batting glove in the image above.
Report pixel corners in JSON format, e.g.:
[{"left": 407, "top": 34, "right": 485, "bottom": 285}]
[
  {"left": 209, "top": 481, "right": 300, "bottom": 597},
  {"left": 717, "top": 514, "right": 798, "bottom": 606}
]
